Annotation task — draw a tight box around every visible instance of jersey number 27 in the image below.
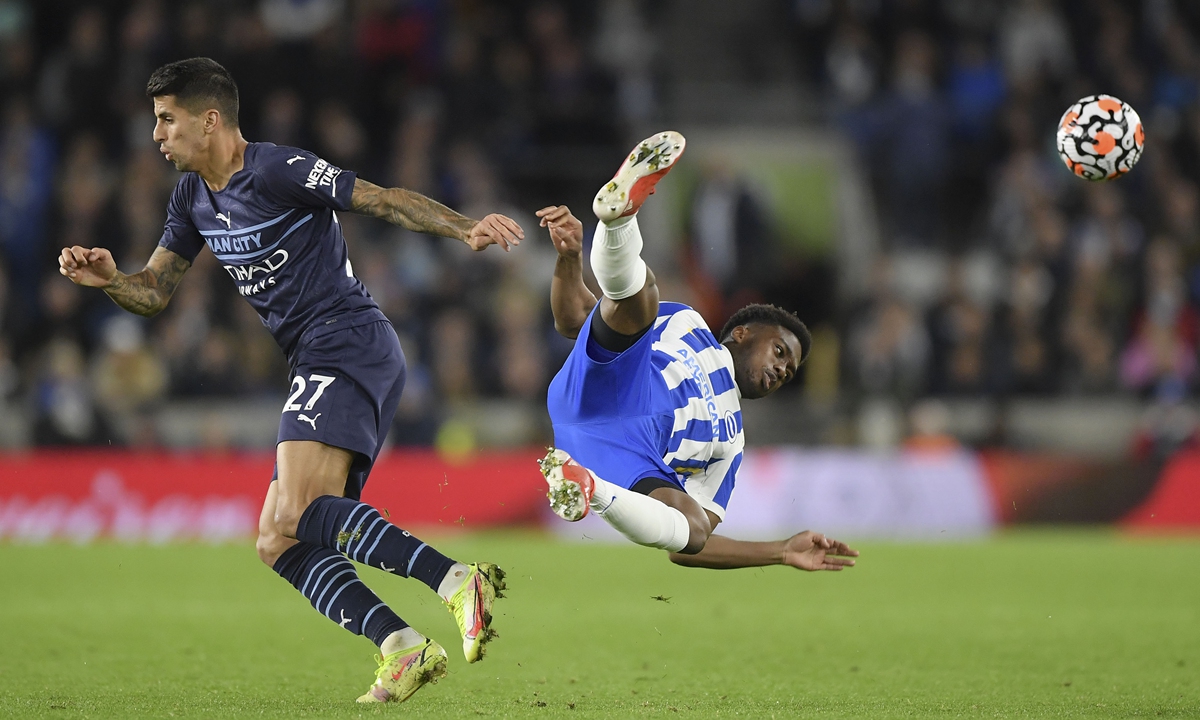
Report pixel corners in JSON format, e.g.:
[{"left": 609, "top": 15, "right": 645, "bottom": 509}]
[{"left": 284, "top": 374, "right": 336, "bottom": 412}]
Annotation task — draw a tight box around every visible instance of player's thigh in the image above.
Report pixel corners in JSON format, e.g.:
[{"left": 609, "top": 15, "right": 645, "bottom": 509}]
[
  {"left": 278, "top": 321, "right": 404, "bottom": 498},
  {"left": 599, "top": 266, "right": 660, "bottom": 335},
  {"left": 273, "top": 440, "right": 355, "bottom": 535},
  {"left": 257, "top": 480, "right": 297, "bottom": 567}
]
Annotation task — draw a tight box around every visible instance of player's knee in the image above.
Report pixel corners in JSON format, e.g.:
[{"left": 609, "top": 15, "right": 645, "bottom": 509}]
[
  {"left": 680, "top": 529, "right": 709, "bottom": 555},
  {"left": 256, "top": 531, "right": 289, "bottom": 567},
  {"left": 678, "top": 513, "right": 712, "bottom": 555},
  {"left": 649, "top": 489, "right": 711, "bottom": 555},
  {"left": 272, "top": 500, "right": 307, "bottom": 538}
]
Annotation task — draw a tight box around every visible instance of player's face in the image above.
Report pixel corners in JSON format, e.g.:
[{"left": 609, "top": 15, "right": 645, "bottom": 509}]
[
  {"left": 152, "top": 95, "right": 207, "bottom": 172},
  {"left": 728, "top": 324, "right": 803, "bottom": 400}
]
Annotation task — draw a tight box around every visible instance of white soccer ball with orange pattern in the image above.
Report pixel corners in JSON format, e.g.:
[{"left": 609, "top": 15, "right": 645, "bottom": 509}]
[{"left": 1056, "top": 94, "right": 1144, "bottom": 181}]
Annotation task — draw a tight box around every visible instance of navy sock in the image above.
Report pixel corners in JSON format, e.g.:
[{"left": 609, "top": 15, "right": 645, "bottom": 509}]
[
  {"left": 296, "top": 496, "right": 458, "bottom": 592},
  {"left": 273, "top": 542, "right": 408, "bottom": 647}
]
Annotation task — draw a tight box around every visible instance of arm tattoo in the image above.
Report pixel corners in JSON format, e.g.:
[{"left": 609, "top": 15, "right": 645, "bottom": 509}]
[
  {"left": 103, "top": 248, "right": 190, "bottom": 317},
  {"left": 350, "top": 178, "right": 476, "bottom": 242}
]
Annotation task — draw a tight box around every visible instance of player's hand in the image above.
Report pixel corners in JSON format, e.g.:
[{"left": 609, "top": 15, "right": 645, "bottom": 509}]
[
  {"left": 59, "top": 246, "right": 117, "bottom": 288},
  {"left": 467, "top": 213, "right": 524, "bottom": 252},
  {"left": 780, "top": 531, "right": 858, "bottom": 572},
  {"left": 536, "top": 205, "right": 583, "bottom": 258}
]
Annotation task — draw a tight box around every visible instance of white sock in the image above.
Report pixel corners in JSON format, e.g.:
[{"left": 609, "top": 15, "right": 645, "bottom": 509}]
[
  {"left": 380, "top": 627, "right": 426, "bottom": 655},
  {"left": 590, "top": 214, "right": 647, "bottom": 300},
  {"left": 436, "top": 562, "right": 470, "bottom": 602},
  {"left": 589, "top": 475, "right": 691, "bottom": 552}
]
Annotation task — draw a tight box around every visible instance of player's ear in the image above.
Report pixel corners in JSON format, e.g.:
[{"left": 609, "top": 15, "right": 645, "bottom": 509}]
[
  {"left": 203, "top": 108, "right": 220, "bottom": 133},
  {"left": 730, "top": 325, "right": 748, "bottom": 344}
]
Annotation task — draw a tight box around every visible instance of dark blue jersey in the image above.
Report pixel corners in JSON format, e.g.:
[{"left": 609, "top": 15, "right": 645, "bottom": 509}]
[{"left": 157, "top": 142, "right": 387, "bottom": 355}]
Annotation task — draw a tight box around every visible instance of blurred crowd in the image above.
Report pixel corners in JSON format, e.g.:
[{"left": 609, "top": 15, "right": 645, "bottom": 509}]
[
  {"left": 795, "top": 0, "right": 1200, "bottom": 409},
  {"left": 0, "top": 0, "right": 638, "bottom": 447},
  {"left": 5, "top": 0, "right": 1200, "bottom": 450}
]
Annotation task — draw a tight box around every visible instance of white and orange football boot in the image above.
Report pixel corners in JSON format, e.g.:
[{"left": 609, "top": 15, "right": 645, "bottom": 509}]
[
  {"left": 592, "top": 131, "right": 686, "bottom": 223},
  {"left": 538, "top": 447, "right": 596, "bottom": 522}
]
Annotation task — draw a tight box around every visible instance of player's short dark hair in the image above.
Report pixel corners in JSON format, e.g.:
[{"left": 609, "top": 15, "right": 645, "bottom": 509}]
[
  {"left": 719, "top": 303, "right": 812, "bottom": 366},
  {"left": 146, "top": 57, "right": 239, "bottom": 128}
]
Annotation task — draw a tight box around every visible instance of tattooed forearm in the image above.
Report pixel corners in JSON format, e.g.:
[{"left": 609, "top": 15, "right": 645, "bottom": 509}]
[
  {"left": 103, "top": 250, "right": 190, "bottom": 317},
  {"left": 104, "top": 273, "right": 168, "bottom": 316},
  {"left": 350, "top": 178, "right": 476, "bottom": 242}
]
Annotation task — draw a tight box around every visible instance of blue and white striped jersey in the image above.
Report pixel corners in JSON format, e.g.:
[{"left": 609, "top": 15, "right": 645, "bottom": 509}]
[{"left": 547, "top": 302, "right": 744, "bottom": 518}]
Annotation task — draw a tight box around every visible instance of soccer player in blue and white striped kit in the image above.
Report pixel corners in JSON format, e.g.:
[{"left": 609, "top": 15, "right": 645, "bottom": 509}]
[{"left": 537, "top": 132, "right": 859, "bottom": 572}]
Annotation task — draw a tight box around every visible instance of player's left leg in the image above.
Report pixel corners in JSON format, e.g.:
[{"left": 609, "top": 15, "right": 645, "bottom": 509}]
[
  {"left": 540, "top": 448, "right": 710, "bottom": 553},
  {"left": 272, "top": 440, "right": 505, "bottom": 663},
  {"left": 259, "top": 478, "right": 411, "bottom": 647},
  {"left": 258, "top": 476, "right": 448, "bottom": 703}
]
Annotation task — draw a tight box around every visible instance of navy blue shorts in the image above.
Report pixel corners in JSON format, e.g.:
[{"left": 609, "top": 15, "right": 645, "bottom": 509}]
[{"left": 275, "top": 319, "right": 406, "bottom": 499}]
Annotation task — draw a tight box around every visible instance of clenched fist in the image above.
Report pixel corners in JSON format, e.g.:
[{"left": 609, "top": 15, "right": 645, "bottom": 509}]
[{"left": 59, "top": 246, "right": 117, "bottom": 288}]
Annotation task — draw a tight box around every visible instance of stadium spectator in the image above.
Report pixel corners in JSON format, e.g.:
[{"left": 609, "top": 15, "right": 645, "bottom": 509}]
[
  {"left": 848, "top": 292, "right": 930, "bottom": 401},
  {"left": 0, "top": 96, "right": 55, "bottom": 329},
  {"left": 1121, "top": 239, "right": 1199, "bottom": 399},
  {"left": 925, "top": 275, "right": 994, "bottom": 396},
  {"left": 31, "top": 336, "right": 114, "bottom": 445},
  {"left": 999, "top": 0, "right": 1074, "bottom": 90},
  {"left": 687, "top": 161, "right": 770, "bottom": 313},
  {"left": 91, "top": 313, "right": 167, "bottom": 425},
  {"left": 37, "top": 6, "right": 115, "bottom": 137},
  {"left": 593, "top": 0, "right": 656, "bottom": 124}
]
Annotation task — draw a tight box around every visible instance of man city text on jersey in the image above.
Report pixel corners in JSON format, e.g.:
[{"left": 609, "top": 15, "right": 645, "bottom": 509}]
[{"left": 157, "top": 142, "right": 385, "bottom": 355}]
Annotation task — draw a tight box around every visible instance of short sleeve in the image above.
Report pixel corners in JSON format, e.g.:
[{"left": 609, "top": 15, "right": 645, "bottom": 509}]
[
  {"left": 157, "top": 176, "right": 205, "bottom": 262},
  {"left": 253, "top": 144, "right": 357, "bottom": 212}
]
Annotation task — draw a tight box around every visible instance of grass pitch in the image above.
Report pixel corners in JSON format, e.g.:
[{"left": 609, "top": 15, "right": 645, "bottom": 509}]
[{"left": 0, "top": 530, "right": 1197, "bottom": 719}]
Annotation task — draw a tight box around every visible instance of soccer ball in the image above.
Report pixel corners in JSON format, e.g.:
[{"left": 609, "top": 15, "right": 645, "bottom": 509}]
[
  {"left": 1056, "top": 95, "right": 1144, "bottom": 181},
  {"left": 1056, "top": 94, "right": 1144, "bottom": 181}
]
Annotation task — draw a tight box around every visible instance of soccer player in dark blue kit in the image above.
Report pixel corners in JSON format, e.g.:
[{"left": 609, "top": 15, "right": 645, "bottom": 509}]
[{"left": 58, "top": 58, "right": 518, "bottom": 704}]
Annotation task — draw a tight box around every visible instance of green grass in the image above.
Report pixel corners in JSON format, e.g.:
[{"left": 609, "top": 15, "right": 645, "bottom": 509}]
[{"left": 0, "top": 530, "right": 1197, "bottom": 719}]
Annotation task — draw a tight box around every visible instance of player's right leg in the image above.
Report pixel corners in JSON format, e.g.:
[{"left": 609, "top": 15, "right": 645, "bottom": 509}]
[
  {"left": 590, "top": 131, "right": 686, "bottom": 337},
  {"left": 539, "top": 448, "right": 709, "bottom": 554},
  {"left": 257, "top": 479, "right": 448, "bottom": 703}
]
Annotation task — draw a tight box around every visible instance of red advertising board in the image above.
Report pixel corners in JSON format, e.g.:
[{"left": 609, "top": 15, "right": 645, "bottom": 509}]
[
  {"left": 0, "top": 449, "right": 548, "bottom": 542},
  {"left": 4, "top": 447, "right": 1197, "bottom": 543},
  {"left": 1123, "top": 450, "right": 1200, "bottom": 529}
]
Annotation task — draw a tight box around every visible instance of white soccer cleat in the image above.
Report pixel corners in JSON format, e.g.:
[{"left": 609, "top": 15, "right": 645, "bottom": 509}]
[
  {"left": 592, "top": 131, "right": 686, "bottom": 223},
  {"left": 538, "top": 447, "right": 596, "bottom": 522}
]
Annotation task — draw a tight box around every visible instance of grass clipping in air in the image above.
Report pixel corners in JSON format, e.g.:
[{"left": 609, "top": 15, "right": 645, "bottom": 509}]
[{"left": 0, "top": 531, "right": 1197, "bottom": 718}]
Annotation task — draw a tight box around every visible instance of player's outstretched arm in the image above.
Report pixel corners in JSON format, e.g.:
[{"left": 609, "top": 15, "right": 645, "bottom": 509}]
[
  {"left": 59, "top": 245, "right": 190, "bottom": 317},
  {"left": 669, "top": 530, "right": 858, "bottom": 571},
  {"left": 538, "top": 205, "right": 597, "bottom": 338},
  {"left": 350, "top": 178, "right": 523, "bottom": 252}
]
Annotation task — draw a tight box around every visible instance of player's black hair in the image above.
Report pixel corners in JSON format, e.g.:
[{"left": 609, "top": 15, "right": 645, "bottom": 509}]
[
  {"left": 719, "top": 303, "right": 812, "bottom": 367},
  {"left": 146, "top": 57, "right": 239, "bottom": 128}
]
